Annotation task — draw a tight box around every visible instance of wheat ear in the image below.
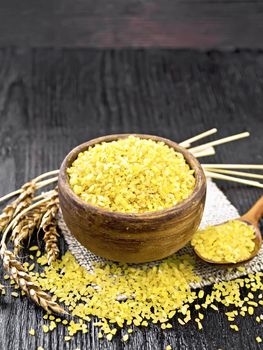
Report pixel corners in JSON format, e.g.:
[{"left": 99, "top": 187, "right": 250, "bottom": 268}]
[
  {"left": 40, "top": 192, "right": 60, "bottom": 265},
  {"left": 0, "top": 182, "right": 36, "bottom": 233},
  {"left": 12, "top": 206, "right": 45, "bottom": 255},
  {"left": 1, "top": 247, "right": 66, "bottom": 314}
]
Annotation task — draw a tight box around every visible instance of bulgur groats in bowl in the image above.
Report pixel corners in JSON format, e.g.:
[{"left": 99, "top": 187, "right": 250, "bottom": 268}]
[
  {"left": 67, "top": 136, "right": 196, "bottom": 213},
  {"left": 58, "top": 134, "right": 206, "bottom": 263}
]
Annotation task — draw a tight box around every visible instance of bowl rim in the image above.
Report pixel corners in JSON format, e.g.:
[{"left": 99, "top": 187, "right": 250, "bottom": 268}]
[{"left": 58, "top": 133, "right": 206, "bottom": 220}]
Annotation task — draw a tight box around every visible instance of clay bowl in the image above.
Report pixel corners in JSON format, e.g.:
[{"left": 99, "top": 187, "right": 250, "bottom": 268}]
[{"left": 58, "top": 134, "right": 207, "bottom": 263}]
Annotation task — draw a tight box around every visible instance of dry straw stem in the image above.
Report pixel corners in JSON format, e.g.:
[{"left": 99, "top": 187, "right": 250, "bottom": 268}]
[
  {"left": 12, "top": 205, "right": 45, "bottom": 255},
  {"left": 202, "top": 164, "right": 263, "bottom": 170},
  {"left": 179, "top": 128, "right": 217, "bottom": 148},
  {"left": 40, "top": 192, "right": 60, "bottom": 265},
  {"left": 192, "top": 147, "right": 215, "bottom": 158},
  {"left": 205, "top": 171, "right": 263, "bottom": 189},
  {"left": 189, "top": 131, "right": 250, "bottom": 153},
  {"left": 33, "top": 190, "right": 57, "bottom": 202},
  {"left": 1, "top": 247, "right": 66, "bottom": 314},
  {"left": 0, "top": 182, "right": 36, "bottom": 233},
  {"left": 204, "top": 168, "right": 263, "bottom": 180}
]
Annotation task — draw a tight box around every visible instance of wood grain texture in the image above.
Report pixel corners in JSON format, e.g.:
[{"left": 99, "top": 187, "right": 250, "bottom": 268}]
[
  {"left": 0, "top": 48, "right": 263, "bottom": 349},
  {"left": 0, "top": 1, "right": 263, "bottom": 48},
  {"left": 58, "top": 134, "right": 206, "bottom": 263}
]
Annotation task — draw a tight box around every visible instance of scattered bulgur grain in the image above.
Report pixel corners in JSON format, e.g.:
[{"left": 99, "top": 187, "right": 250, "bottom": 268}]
[
  {"left": 248, "top": 307, "right": 254, "bottom": 315},
  {"left": 198, "top": 290, "right": 204, "bottom": 299},
  {"left": 29, "top": 328, "right": 35, "bottom": 336},
  {"left": 50, "top": 321, "right": 57, "bottom": 331},
  {"left": 106, "top": 334, "right": 113, "bottom": 341},
  {"left": 42, "top": 325, "right": 49, "bottom": 333},
  {"left": 210, "top": 304, "right": 219, "bottom": 311},
  {"left": 122, "top": 334, "right": 129, "bottom": 342},
  {"left": 29, "top": 263, "right": 35, "bottom": 271},
  {"left": 230, "top": 325, "right": 239, "bottom": 332},
  {"left": 29, "top": 246, "right": 39, "bottom": 251},
  {"left": 27, "top": 250, "right": 263, "bottom": 343}
]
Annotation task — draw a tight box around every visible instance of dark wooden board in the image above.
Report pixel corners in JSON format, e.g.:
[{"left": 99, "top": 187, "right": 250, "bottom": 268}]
[
  {"left": 0, "top": 1, "right": 263, "bottom": 48},
  {"left": 0, "top": 48, "right": 263, "bottom": 350}
]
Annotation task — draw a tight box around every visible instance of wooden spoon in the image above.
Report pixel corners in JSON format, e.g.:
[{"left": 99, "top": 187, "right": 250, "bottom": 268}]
[{"left": 194, "top": 196, "right": 263, "bottom": 265}]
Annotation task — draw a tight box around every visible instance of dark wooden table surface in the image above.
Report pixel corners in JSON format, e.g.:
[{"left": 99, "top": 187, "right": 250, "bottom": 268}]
[
  {"left": 0, "top": 48, "right": 263, "bottom": 350},
  {"left": 1, "top": 1, "right": 263, "bottom": 48}
]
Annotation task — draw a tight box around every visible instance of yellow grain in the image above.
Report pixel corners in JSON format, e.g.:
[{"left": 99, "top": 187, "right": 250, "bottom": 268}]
[
  {"left": 256, "top": 336, "right": 262, "bottom": 343},
  {"left": 198, "top": 290, "right": 204, "bottom": 299},
  {"left": 42, "top": 325, "right": 49, "bottom": 333},
  {"left": 29, "top": 246, "right": 39, "bottom": 251},
  {"left": 248, "top": 306, "right": 254, "bottom": 315},
  {"left": 29, "top": 263, "right": 35, "bottom": 271},
  {"left": 230, "top": 325, "right": 239, "bottom": 332},
  {"left": 50, "top": 321, "right": 57, "bottom": 331},
  {"left": 67, "top": 136, "right": 195, "bottom": 213},
  {"left": 29, "top": 328, "right": 35, "bottom": 336},
  {"left": 122, "top": 334, "right": 129, "bottom": 341},
  {"left": 192, "top": 220, "right": 255, "bottom": 263},
  {"left": 29, "top": 248, "right": 263, "bottom": 343},
  {"left": 106, "top": 334, "right": 113, "bottom": 341}
]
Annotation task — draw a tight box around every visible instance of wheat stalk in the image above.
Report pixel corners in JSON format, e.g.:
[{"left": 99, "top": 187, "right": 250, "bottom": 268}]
[
  {"left": 0, "top": 182, "right": 36, "bottom": 233},
  {"left": 12, "top": 206, "right": 45, "bottom": 255},
  {"left": 40, "top": 192, "right": 60, "bottom": 265},
  {"left": 0, "top": 170, "right": 59, "bottom": 204},
  {"left": 1, "top": 246, "right": 66, "bottom": 314}
]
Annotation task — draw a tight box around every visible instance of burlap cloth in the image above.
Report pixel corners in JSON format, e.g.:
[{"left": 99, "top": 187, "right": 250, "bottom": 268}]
[{"left": 58, "top": 179, "right": 263, "bottom": 289}]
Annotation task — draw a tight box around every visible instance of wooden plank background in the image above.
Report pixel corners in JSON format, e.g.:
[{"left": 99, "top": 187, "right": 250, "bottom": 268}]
[
  {"left": 0, "top": 1, "right": 263, "bottom": 48},
  {"left": 0, "top": 48, "right": 262, "bottom": 349}
]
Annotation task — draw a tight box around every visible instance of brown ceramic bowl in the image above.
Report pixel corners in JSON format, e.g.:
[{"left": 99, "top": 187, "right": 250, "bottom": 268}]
[{"left": 58, "top": 134, "right": 206, "bottom": 263}]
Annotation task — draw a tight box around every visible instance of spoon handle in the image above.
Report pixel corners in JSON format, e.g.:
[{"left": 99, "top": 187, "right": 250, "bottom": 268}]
[{"left": 241, "top": 196, "right": 263, "bottom": 226}]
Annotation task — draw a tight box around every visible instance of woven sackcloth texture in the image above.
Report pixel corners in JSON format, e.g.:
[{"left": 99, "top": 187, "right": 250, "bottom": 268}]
[{"left": 58, "top": 179, "right": 263, "bottom": 289}]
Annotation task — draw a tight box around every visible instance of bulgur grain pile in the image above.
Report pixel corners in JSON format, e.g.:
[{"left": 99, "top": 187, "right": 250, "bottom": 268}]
[
  {"left": 67, "top": 136, "right": 195, "bottom": 213},
  {"left": 191, "top": 220, "right": 256, "bottom": 263},
  {"left": 5, "top": 248, "right": 263, "bottom": 343},
  {"left": 24, "top": 251, "right": 263, "bottom": 342}
]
